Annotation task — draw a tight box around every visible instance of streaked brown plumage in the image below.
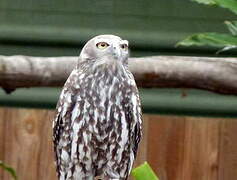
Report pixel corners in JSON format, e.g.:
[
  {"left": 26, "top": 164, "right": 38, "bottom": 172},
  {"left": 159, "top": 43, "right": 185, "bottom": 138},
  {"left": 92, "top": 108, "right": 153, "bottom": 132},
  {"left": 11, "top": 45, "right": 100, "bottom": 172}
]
[{"left": 53, "top": 35, "right": 142, "bottom": 180}]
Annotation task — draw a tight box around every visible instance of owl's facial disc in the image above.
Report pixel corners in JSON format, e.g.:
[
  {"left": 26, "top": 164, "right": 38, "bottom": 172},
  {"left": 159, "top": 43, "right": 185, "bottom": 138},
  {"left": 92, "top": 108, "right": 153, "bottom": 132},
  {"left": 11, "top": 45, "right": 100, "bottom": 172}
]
[
  {"left": 79, "top": 35, "right": 129, "bottom": 63},
  {"left": 94, "top": 37, "right": 129, "bottom": 61},
  {"left": 111, "top": 40, "right": 129, "bottom": 60}
]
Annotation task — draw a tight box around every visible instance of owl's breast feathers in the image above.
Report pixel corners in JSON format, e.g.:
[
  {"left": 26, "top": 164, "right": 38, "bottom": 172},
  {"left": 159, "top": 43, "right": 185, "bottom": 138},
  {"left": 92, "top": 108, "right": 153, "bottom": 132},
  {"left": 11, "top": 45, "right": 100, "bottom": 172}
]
[{"left": 53, "top": 60, "right": 142, "bottom": 179}]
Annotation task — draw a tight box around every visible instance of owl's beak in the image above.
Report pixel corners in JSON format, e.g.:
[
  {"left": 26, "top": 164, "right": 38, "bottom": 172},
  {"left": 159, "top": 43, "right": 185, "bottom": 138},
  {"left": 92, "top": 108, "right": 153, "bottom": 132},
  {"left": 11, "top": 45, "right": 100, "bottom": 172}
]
[{"left": 112, "top": 44, "right": 121, "bottom": 59}]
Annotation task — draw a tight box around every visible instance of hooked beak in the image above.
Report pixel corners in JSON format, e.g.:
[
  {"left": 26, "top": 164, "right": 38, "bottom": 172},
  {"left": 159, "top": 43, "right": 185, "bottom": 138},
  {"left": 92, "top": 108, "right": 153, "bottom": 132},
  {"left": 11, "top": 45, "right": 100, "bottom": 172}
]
[{"left": 112, "top": 44, "right": 121, "bottom": 59}]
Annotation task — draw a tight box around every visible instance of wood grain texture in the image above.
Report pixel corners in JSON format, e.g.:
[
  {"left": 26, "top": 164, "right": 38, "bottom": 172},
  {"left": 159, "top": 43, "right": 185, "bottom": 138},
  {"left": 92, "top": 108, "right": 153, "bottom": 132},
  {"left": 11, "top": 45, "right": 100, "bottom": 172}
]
[
  {"left": 147, "top": 115, "right": 186, "bottom": 180},
  {"left": 1, "top": 55, "right": 237, "bottom": 95},
  {"left": 146, "top": 115, "right": 235, "bottom": 180},
  {"left": 1, "top": 107, "right": 237, "bottom": 180},
  {"left": 218, "top": 119, "right": 237, "bottom": 179},
  {"left": 181, "top": 117, "right": 219, "bottom": 180},
  {"left": 0, "top": 108, "right": 5, "bottom": 180},
  {"left": 0, "top": 107, "right": 57, "bottom": 180}
]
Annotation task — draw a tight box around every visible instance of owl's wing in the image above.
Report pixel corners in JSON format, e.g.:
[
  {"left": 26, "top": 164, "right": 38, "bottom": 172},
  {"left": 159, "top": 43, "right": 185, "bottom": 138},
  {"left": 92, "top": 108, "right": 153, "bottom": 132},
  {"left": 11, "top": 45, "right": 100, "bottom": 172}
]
[
  {"left": 53, "top": 69, "right": 78, "bottom": 144},
  {"left": 126, "top": 69, "right": 142, "bottom": 157},
  {"left": 131, "top": 87, "right": 142, "bottom": 157},
  {"left": 52, "top": 69, "right": 79, "bottom": 177}
]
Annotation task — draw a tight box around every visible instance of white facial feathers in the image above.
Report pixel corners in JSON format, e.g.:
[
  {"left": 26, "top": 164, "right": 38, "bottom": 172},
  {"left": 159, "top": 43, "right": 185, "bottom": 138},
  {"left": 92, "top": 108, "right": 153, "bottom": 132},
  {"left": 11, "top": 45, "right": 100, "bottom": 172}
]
[{"left": 79, "top": 35, "right": 129, "bottom": 63}]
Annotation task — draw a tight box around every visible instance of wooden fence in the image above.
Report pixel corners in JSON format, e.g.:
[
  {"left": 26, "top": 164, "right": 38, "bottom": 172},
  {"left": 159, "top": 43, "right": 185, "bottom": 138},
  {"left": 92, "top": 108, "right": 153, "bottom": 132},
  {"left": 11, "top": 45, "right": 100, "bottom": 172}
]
[{"left": 0, "top": 107, "right": 237, "bottom": 180}]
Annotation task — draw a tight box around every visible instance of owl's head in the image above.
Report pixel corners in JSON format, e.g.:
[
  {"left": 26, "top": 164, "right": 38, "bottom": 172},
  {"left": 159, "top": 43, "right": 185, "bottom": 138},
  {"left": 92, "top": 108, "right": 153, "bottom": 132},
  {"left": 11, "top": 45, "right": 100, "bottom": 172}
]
[{"left": 79, "top": 35, "right": 129, "bottom": 64}]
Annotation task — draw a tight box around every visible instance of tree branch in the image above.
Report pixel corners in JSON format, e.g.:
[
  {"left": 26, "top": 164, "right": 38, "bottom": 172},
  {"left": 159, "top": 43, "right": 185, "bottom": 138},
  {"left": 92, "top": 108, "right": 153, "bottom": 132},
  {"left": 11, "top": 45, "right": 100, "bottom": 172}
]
[{"left": 1, "top": 55, "right": 237, "bottom": 95}]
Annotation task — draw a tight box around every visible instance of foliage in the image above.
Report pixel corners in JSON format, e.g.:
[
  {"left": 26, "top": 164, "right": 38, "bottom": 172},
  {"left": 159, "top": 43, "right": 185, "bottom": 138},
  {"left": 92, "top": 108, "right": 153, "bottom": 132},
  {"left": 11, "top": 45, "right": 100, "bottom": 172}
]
[
  {"left": 177, "top": 0, "right": 237, "bottom": 53},
  {"left": 0, "top": 161, "right": 17, "bottom": 180},
  {"left": 132, "top": 162, "right": 159, "bottom": 180},
  {"left": 191, "top": 0, "right": 216, "bottom": 5}
]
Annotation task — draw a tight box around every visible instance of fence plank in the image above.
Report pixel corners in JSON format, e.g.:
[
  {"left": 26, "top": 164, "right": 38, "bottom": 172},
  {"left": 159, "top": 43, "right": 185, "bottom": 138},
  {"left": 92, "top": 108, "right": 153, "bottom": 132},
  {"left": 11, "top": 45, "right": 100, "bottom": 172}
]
[
  {"left": 146, "top": 116, "right": 222, "bottom": 180},
  {"left": 218, "top": 119, "right": 237, "bottom": 179},
  {"left": 147, "top": 115, "right": 186, "bottom": 180},
  {"left": 182, "top": 117, "right": 219, "bottom": 180},
  {"left": 0, "top": 108, "right": 57, "bottom": 180},
  {"left": 1, "top": 107, "right": 237, "bottom": 180},
  {"left": 0, "top": 108, "right": 5, "bottom": 180}
]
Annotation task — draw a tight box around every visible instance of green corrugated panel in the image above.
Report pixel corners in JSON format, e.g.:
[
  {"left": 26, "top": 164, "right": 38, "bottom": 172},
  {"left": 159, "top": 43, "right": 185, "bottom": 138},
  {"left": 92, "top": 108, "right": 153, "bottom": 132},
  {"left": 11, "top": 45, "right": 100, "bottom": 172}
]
[
  {"left": 0, "top": 88, "right": 237, "bottom": 117},
  {"left": 0, "top": 0, "right": 236, "bottom": 56}
]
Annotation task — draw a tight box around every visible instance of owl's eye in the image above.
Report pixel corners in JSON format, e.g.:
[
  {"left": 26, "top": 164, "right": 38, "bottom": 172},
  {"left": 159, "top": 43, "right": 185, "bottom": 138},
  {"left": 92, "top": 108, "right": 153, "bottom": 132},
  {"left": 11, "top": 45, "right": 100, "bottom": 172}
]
[
  {"left": 96, "top": 42, "right": 109, "bottom": 49},
  {"left": 120, "top": 43, "right": 128, "bottom": 51}
]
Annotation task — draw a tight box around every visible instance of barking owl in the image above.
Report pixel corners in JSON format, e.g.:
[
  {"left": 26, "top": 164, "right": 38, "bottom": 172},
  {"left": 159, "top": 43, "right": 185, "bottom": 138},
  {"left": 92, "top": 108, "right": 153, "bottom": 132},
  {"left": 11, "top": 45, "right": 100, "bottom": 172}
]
[{"left": 53, "top": 35, "right": 142, "bottom": 180}]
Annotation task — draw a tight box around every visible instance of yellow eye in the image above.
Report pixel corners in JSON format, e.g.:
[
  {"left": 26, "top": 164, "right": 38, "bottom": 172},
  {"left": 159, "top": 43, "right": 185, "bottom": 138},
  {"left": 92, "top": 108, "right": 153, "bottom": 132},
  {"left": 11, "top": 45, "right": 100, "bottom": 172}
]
[
  {"left": 120, "top": 43, "right": 128, "bottom": 50},
  {"left": 96, "top": 42, "right": 109, "bottom": 49}
]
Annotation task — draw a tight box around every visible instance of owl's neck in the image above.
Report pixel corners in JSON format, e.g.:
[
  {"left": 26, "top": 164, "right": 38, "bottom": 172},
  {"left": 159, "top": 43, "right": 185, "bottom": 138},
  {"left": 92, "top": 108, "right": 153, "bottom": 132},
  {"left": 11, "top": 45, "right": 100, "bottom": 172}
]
[
  {"left": 84, "top": 58, "right": 128, "bottom": 81},
  {"left": 92, "top": 56, "right": 127, "bottom": 71}
]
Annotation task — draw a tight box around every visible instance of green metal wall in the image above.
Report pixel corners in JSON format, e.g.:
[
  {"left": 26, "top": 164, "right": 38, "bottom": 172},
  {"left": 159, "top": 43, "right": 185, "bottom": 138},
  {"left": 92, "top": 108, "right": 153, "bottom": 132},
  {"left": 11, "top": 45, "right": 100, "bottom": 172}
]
[
  {"left": 0, "top": 0, "right": 235, "bottom": 56},
  {"left": 1, "top": 88, "right": 237, "bottom": 118},
  {"left": 0, "top": 0, "right": 237, "bottom": 117}
]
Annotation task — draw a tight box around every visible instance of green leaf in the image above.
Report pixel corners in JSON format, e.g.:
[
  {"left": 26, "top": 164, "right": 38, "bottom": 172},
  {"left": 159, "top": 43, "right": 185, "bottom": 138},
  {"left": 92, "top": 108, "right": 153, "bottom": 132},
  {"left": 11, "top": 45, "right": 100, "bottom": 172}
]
[
  {"left": 216, "top": 45, "right": 237, "bottom": 54},
  {"left": 0, "top": 161, "right": 17, "bottom": 180},
  {"left": 215, "top": 0, "right": 237, "bottom": 14},
  {"left": 191, "top": 0, "right": 237, "bottom": 14},
  {"left": 177, "top": 33, "right": 237, "bottom": 47},
  {"left": 225, "top": 21, "right": 237, "bottom": 35},
  {"left": 191, "top": 0, "right": 216, "bottom": 5},
  {"left": 132, "top": 162, "right": 159, "bottom": 180}
]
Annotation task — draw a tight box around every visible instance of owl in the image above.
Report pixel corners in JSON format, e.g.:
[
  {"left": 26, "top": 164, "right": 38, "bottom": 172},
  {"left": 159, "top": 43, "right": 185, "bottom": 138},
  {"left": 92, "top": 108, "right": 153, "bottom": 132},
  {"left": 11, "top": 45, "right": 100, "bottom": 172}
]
[{"left": 53, "top": 35, "right": 142, "bottom": 180}]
